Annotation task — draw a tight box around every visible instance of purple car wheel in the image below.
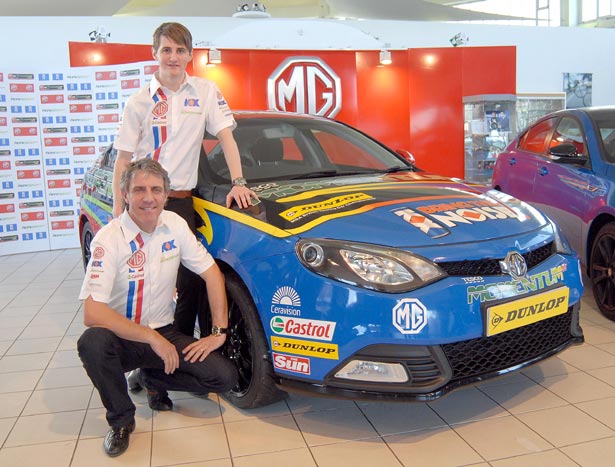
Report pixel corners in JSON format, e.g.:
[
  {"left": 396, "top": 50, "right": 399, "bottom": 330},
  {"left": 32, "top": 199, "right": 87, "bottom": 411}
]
[{"left": 590, "top": 223, "right": 615, "bottom": 321}]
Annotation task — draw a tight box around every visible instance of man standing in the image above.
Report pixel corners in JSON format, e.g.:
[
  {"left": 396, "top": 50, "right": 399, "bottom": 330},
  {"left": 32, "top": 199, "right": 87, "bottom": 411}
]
[
  {"left": 78, "top": 159, "right": 237, "bottom": 457},
  {"left": 113, "top": 22, "right": 256, "bottom": 337}
]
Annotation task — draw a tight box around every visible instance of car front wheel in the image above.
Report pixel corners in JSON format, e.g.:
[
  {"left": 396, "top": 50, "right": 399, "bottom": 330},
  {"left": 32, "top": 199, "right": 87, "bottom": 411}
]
[
  {"left": 222, "top": 275, "right": 287, "bottom": 408},
  {"left": 80, "top": 221, "right": 94, "bottom": 271},
  {"left": 590, "top": 222, "right": 615, "bottom": 321}
]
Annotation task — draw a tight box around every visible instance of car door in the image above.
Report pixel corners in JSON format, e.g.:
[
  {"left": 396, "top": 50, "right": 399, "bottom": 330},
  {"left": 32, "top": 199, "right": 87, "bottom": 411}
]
[
  {"left": 90, "top": 145, "right": 115, "bottom": 204},
  {"left": 495, "top": 117, "right": 556, "bottom": 201},
  {"left": 530, "top": 116, "right": 589, "bottom": 255}
]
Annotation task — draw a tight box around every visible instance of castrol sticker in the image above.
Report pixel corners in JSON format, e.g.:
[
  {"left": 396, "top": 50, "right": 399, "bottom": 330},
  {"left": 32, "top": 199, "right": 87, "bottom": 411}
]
[{"left": 270, "top": 316, "right": 336, "bottom": 341}]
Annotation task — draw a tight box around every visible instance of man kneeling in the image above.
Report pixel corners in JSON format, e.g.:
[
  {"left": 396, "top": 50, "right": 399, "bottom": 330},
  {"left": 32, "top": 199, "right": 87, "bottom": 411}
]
[{"left": 78, "top": 158, "right": 237, "bottom": 457}]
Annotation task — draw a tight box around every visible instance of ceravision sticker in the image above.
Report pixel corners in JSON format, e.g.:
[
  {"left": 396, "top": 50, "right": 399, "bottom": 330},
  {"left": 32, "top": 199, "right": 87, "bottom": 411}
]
[
  {"left": 270, "top": 316, "right": 336, "bottom": 341},
  {"left": 467, "top": 265, "right": 566, "bottom": 304},
  {"left": 270, "top": 336, "right": 339, "bottom": 360},
  {"left": 392, "top": 298, "right": 427, "bottom": 335},
  {"left": 271, "top": 286, "right": 302, "bottom": 317},
  {"left": 272, "top": 352, "right": 311, "bottom": 375},
  {"left": 394, "top": 200, "right": 521, "bottom": 237}
]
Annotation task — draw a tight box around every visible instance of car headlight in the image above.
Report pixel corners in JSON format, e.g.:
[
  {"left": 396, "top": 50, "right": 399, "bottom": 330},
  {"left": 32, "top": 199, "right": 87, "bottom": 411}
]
[
  {"left": 549, "top": 219, "right": 573, "bottom": 255},
  {"left": 296, "top": 239, "right": 445, "bottom": 293}
]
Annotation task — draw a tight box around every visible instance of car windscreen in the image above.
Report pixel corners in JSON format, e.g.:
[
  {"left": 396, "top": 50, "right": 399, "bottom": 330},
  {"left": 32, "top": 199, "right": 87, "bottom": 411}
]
[{"left": 201, "top": 117, "right": 412, "bottom": 184}]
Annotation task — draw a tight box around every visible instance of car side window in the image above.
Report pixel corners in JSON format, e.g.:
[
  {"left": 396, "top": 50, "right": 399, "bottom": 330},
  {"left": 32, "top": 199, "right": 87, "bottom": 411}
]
[
  {"left": 549, "top": 117, "right": 586, "bottom": 156},
  {"left": 102, "top": 145, "right": 117, "bottom": 170},
  {"left": 518, "top": 118, "right": 556, "bottom": 154}
]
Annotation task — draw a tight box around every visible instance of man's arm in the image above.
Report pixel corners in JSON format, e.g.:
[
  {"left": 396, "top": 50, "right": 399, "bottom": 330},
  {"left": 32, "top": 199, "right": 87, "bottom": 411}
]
[
  {"left": 217, "top": 127, "right": 258, "bottom": 209},
  {"left": 112, "top": 150, "right": 133, "bottom": 217},
  {"left": 83, "top": 296, "right": 180, "bottom": 374},
  {"left": 181, "top": 263, "right": 228, "bottom": 363}
]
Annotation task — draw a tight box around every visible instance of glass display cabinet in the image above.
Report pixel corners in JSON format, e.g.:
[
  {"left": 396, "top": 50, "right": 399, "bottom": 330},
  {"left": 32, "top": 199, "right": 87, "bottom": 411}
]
[
  {"left": 463, "top": 94, "right": 516, "bottom": 184},
  {"left": 463, "top": 93, "right": 566, "bottom": 184}
]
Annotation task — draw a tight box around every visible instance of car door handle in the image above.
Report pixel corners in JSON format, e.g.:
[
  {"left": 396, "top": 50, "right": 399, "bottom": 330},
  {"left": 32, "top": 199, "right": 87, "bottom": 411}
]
[
  {"left": 509, "top": 158, "right": 517, "bottom": 166},
  {"left": 539, "top": 166, "right": 549, "bottom": 176}
]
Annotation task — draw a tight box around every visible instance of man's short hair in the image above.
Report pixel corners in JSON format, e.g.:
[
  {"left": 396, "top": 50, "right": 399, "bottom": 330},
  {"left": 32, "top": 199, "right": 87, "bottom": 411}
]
[
  {"left": 153, "top": 22, "right": 193, "bottom": 54},
  {"left": 120, "top": 158, "right": 171, "bottom": 194}
]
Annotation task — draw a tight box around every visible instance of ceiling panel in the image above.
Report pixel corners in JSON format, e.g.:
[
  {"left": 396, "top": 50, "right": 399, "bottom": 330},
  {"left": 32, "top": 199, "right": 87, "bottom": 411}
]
[{"left": 0, "top": 0, "right": 531, "bottom": 21}]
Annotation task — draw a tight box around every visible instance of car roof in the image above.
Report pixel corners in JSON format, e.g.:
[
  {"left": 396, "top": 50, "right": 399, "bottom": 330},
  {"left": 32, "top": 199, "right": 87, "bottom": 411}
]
[
  {"left": 232, "top": 110, "right": 331, "bottom": 122},
  {"left": 580, "top": 106, "right": 615, "bottom": 119}
]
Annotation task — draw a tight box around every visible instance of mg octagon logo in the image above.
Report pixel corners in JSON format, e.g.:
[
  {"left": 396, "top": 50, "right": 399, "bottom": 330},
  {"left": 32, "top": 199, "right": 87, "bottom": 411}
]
[
  {"left": 267, "top": 57, "right": 342, "bottom": 118},
  {"left": 392, "top": 298, "right": 428, "bottom": 334}
]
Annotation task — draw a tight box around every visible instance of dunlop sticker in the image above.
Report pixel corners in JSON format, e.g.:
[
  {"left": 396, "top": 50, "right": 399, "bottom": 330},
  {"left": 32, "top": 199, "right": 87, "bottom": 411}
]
[
  {"left": 270, "top": 336, "right": 339, "bottom": 360},
  {"left": 486, "top": 287, "right": 569, "bottom": 337},
  {"left": 279, "top": 192, "right": 374, "bottom": 223}
]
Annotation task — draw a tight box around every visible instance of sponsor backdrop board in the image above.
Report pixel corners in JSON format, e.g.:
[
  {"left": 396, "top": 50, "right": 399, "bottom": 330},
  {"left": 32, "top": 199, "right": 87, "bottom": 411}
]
[
  {"left": 3, "top": 43, "right": 517, "bottom": 256},
  {"left": 0, "top": 62, "right": 157, "bottom": 256}
]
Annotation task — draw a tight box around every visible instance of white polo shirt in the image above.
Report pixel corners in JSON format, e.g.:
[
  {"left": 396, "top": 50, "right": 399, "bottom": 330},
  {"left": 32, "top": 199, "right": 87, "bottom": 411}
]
[
  {"left": 79, "top": 210, "right": 215, "bottom": 329},
  {"left": 114, "top": 73, "right": 236, "bottom": 191}
]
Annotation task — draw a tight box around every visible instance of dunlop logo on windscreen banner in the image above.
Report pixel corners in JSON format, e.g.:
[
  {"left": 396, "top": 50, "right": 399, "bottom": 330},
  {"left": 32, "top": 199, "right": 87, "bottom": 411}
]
[{"left": 279, "top": 193, "right": 374, "bottom": 223}]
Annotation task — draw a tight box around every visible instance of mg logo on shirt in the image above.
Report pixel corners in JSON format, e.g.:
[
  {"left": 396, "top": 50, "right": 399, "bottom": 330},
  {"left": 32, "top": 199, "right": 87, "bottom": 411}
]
[{"left": 267, "top": 57, "right": 341, "bottom": 118}]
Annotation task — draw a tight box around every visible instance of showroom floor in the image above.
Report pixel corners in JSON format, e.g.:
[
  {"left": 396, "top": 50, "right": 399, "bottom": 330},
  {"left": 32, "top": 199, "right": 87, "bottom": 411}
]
[{"left": 1, "top": 250, "right": 615, "bottom": 466}]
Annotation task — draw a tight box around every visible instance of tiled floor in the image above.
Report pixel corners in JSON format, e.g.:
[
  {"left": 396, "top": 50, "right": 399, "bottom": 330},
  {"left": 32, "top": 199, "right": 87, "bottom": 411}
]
[{"left": 2, "top": 250, "right": 615, "bottom": 466}]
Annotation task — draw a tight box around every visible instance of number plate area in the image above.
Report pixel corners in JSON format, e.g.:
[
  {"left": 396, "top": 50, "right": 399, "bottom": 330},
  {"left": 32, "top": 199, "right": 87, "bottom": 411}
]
[{"left": 485, "top": 287, "right": 570, "bottom": 337}]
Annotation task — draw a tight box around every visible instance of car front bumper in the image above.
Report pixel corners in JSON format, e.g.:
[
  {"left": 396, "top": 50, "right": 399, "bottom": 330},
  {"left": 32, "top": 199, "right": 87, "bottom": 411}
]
[{"left": 275, "top": 302, "right": 583, "bottom": 402}]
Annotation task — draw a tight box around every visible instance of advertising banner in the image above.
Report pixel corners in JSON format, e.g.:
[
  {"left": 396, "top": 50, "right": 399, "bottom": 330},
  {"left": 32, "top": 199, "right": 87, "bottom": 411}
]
[{"left": 0, "top": 61, "right": 157, "bottom": 256}]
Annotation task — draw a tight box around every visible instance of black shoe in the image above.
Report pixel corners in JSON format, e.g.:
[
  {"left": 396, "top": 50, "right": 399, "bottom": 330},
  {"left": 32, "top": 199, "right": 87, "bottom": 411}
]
[
  {"left": 190, "top": 391, "right": 210, "bottom": 398},
  {"left": 146, "top": 388, "right": 173, "bottom": 411},
  {"left": 103, "top": 421, "right": 135, "bottom": 457},
  {"left": 126, "top": 370, "right": 142, "bottom": 393}
]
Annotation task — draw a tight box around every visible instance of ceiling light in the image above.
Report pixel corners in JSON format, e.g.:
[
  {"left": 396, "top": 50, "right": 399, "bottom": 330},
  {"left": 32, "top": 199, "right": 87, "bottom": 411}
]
[
  {"left": 379, "top": 49, "right": 392, "bottom": 66},
  {"left": 450, "top": 32, "right": 469, "bottom": 47},
  {"left": 233, "top": 2, "right": 271, "bottom": 18},
  {"left": 89, "top": 26, "right": 110, "bottom": 43}
]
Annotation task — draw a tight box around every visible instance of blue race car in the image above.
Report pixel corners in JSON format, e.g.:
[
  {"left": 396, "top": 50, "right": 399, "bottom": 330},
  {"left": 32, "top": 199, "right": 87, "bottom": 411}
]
[
  {"left": 80, "top": 111, "right": 583, "bottom": 408},
  {"left": 492, "top": 106, "right": 615, "bottom": 321}
]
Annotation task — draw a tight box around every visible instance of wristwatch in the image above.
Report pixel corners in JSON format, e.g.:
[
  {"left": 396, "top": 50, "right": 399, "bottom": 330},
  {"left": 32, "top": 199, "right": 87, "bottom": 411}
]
[
  {"left": 232, "top": 177, "right": 247, "bottom": 187},
  {"left": 211, "top": 325, "right": 229, "bottom": 337}
]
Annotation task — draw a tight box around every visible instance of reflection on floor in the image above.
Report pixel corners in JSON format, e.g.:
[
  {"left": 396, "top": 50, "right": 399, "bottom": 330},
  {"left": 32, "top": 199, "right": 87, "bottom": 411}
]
[{"left": 1, "top": 249, "right": 615, "bottom": 466}]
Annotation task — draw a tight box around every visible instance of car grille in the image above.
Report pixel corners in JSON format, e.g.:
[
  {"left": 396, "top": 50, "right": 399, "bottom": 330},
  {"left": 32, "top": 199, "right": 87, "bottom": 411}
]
[
  {"left": 402, "top": 356, "right": 443, "bottom": 386},
  {"left": 436, "top": 242, "right": 554, "bottom": 276},
  {"left": 442, "top": 308, "right": 573, "bottom": 381}
]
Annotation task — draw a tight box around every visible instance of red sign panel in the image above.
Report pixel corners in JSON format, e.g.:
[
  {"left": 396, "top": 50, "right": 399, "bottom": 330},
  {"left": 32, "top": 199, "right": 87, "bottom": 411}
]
[
  {"left": 13, "top": 127, "right": 37, "bottom": 137},
  {"left": 51, "top": 220, "right": 75, "bottom": 230},
  {"left": 17, "top": 169, "right": 41, "bottom": 179},
  {"left": 40, "top": 94, "right": 65, "bottom": 104},
  {"left": 47, "top": 179, "right": 71, "bottom": 189},
  {"left": 21, "top": 211, "right": 45, "bottom": 222}
]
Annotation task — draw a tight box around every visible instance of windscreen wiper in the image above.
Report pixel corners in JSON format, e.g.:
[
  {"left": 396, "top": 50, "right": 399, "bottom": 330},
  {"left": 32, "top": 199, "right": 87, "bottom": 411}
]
[
  {"left": 381, "top": 166, "right": 414, "bottom": 173},
  {"left": 289, "top": 170, "right": 339, "bottom": 180}
]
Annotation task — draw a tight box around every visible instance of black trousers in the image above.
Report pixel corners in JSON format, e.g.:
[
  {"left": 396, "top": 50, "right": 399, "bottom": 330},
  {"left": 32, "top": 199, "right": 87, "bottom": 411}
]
[
  {"left": 165, "top": 197, "right": 208, "bottom": 336},
  {"left": 77, "top": 325, "right": 238, "bottom": 429}
]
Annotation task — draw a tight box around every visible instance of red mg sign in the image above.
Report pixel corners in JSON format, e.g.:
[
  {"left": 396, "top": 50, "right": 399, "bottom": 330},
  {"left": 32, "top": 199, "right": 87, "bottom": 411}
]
[{"left": 267, "top": 57, "right": 341, "bottom": 118}]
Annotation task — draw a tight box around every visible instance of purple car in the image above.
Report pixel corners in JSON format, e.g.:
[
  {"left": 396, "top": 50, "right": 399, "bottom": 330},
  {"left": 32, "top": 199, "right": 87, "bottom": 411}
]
[{"left": 492, "top": 106, "right": 615, "bottom": 320}]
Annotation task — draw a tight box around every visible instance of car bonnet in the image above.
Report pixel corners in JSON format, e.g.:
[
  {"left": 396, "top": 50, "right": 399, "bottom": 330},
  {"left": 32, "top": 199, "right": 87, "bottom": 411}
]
[{"left": 246, "top": 172, "right": 549, "bottom": 248}]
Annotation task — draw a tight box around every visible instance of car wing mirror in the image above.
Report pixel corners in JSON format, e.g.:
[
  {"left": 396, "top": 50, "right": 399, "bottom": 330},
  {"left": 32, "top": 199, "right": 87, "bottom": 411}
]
[
  {"left": 396, "top": 149, "right": 416, "bottom": 165},
  {"left": 549, "top": 143, "right": 588, "bottom": 165}
]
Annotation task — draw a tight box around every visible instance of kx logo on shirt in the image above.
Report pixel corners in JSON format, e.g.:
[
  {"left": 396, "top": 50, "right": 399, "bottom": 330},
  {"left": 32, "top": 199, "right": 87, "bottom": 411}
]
[
  {"left": 184, "top": 98, "right": 200, "bottom": 107},
  {"left": 162, "top": 240, "right": 177, "bottom": 252}
]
